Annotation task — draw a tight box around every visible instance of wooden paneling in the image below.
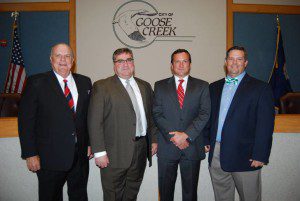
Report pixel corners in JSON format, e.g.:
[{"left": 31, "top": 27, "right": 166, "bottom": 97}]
[
  {"left": 0, "top": 2, "right": 70, "bottom": 11},
  {"left": 0, "top": 117, "right": 18, "bottom": 138},
  {"left": 227, "top": 0, "right": 300, "bottom": 49},
  {"left": 0, "top": 0, "right": 76, "bottom": 71},
  {"left": 1, "top": 115, "right": 299, "bottom": 138}
]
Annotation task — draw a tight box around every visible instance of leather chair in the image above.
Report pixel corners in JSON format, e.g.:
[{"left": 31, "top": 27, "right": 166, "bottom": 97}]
[
  {"left": 0, "top": 93, "right": 21, "bottom": 117},
  {"left": 279, "top": 92, "right": 300, "bottom": 114}
]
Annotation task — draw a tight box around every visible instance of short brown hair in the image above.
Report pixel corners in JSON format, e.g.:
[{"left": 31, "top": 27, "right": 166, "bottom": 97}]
[{"left": 112, "top": 48, "right": 133, "bottom": 61}]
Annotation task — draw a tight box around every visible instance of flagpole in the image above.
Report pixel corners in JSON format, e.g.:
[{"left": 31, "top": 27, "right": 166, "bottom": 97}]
[
  {"left": 268, "top": 14, "right": 281, "bottom": 82},
  {"left": 3, "top": 11, "right": 19, "bottom": 93}
]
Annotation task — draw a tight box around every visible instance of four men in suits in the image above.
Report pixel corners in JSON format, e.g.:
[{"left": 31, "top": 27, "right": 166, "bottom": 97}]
[
  {"left": 153, "top": 49, "right": 211, "bottom": 201},
  {"left": 18, "top": 45, "right": 275, "bottom": 200},
  {"left": 18, "top": 43, "right": 92, "bottom": 201},
  {"left": 87, "top": 48, "right": 157, "bottom": 201},
  {"left": 205, "top": 46, "right": 275, "bottom": 201}
]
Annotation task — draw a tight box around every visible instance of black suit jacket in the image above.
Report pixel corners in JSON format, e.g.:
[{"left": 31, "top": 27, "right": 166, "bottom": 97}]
[
  {"left": 205, "top": 73, "right": 275, "bottom": 172},
  {"left": 153, "top": 76, "right": 210, "bottom": 161},
  {"left": 18, "top": 71, "right": 92, "bottom": 171}
]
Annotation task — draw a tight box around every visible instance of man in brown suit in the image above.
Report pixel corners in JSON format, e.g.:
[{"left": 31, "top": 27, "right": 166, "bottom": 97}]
[{"left": 88, "top": 48, "right": 157, "bottom": 201}]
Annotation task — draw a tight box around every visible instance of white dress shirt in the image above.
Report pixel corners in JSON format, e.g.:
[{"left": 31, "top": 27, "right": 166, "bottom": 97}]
[
  {"left": 53, "top": 71, "right": 78, "bottom": 111},
  {"left": 94, "top": 76, "right": 147, "bottom": 158}
]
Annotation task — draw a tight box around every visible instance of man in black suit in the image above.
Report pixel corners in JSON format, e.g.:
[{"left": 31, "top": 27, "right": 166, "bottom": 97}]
[
  {"left": 153, "top": 49, "right": 210, "bottom": 201},
  {"left": 18, "top": 43, "right": 92, "bottom": 201},
  {"left": 205, "top": 46, "right": 275, "bottom": 201}
]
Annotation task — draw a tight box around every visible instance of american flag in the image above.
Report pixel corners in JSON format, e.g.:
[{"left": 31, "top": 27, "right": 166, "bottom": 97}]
[{"left": 4, "top": 20, "right": 27, "bottom": 93}]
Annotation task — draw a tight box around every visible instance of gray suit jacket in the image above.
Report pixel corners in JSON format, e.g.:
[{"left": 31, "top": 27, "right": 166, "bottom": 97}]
[
  {"left": 88, "top": 75, "right": 156, "bottom": 168},
  {"left": 153, "top": 76, "right": 210, "bottom": 161}
]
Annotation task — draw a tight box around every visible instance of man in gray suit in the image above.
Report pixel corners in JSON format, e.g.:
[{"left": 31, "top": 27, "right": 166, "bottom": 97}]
[
  {"left": 153, "top": 49, "right": 211, "bottom": 201},
  {"left": 88, "top": 48, "right": 157, "bottom": 201}
]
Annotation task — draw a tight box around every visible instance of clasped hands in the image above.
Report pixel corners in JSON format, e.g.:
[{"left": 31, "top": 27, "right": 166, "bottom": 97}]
[{"left": 169, "top": 131, "right": 189, "bottom": 150}]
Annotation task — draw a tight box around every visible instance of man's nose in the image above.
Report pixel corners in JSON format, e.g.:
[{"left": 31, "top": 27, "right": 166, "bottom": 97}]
[{"left": 60, "top": 55, "right": 67, "bottom": 61}]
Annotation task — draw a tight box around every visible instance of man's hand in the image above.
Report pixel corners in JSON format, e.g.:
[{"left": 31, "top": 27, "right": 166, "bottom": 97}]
[
  {"left": 87, "top": 146, "right": 94, "bottom": 160},
  {"left": 204, "top": 145, "right": 210, "bottom": 153},
  {"left": 151, "top": 143, "right": 158, "bottom": 156},
  {"left": 26, "top": 156, "right": 41, "bottom": 172},
  {"left": 249, "top": 159, "right": 265, "bottom": 168},
  {"left": 95, "top": 155, "right": 109, "bottom": 168},
  {"left": 178, "top": 140, "right": 189, "bottom": 150},
  {"left": 169, "top": 131, "right": 189, "bottom": 150}
]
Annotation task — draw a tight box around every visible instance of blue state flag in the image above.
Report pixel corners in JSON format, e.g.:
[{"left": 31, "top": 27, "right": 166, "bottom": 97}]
[{"left": 268, "top": 18, "right": 293, "bottom": 108}]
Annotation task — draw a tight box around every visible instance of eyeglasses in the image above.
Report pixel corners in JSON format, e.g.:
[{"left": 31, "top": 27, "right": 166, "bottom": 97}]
[{"left": 114, "top": 58, "right": 134, "bottom": 64}]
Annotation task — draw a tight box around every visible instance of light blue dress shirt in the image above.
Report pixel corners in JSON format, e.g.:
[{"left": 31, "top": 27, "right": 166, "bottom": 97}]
[{"left": 216, "top": 71, "right": 246, "bottom": 142}]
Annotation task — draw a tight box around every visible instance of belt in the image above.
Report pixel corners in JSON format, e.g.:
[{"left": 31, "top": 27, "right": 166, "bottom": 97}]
[{"left": 132, "top": 136, "right": 145, "bottom": 141}]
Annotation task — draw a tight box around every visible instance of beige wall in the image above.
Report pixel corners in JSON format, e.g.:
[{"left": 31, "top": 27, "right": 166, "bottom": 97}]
[{"left": 76, "top": 0, "right": 227, "bottom": 85}]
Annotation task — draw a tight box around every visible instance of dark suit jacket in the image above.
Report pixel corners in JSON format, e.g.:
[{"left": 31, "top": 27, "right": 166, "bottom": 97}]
[
  {"left": 205, "top": 73, "right": 275, "bottom": 172},
  {"left": 18, "top": 71, "right": 92, "bottom": 171},
  {"left": 153, "top": 76, "right": 210, "bottom": 161},
  {"left": 87, "top": 75, "right": 157, "bottom": 168}
]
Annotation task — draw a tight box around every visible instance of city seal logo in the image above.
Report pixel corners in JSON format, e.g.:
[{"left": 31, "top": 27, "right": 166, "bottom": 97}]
[{"left": 112, "top": 0, "right": 183, "bottom": 49}]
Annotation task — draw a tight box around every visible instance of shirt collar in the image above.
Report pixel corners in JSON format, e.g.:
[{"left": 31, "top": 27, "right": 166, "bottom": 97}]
[
  {"left": 226, "top": 71, "right": 246, "bottom": 84},
  {"left": 53, "top": 70, "right": 73, "bottom": 83},
  {"left": 174, "top": 75, "right": 189, "bottom": 83},
  {"left": 118, "top": 75, "right": 134, "bottom": 85}
]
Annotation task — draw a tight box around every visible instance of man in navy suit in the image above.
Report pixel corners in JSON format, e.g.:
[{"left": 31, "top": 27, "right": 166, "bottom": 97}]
[
  {"left": 205, "top": 46, "right": 275, "bottom": 201},
  {"left": 19, "top": 43, "right": 92, "bottom": 201},
  {"left": 153, "top": 49, "right": 210, "bottom": 201}
]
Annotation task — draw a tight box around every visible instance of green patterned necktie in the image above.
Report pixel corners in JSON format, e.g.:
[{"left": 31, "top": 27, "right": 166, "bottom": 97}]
[{"left": 225, "top": 77, "right": 238, "bottom": 85}]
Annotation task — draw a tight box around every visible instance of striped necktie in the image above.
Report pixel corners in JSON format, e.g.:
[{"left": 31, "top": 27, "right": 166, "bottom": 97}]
[
  {"left": 63, "top": 79, "right": 75, "bottom": 113},
  {"left": 177, "top": 79, "right": 185, "bottom": 109}
]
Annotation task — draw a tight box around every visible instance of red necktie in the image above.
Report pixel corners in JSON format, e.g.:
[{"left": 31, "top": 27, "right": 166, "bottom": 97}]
[
  {"left": 63, "top": 79, "right": 75, "bottom": 113},
  {"left": 177, "top": 79, "right": 185, "bottom": 109}
]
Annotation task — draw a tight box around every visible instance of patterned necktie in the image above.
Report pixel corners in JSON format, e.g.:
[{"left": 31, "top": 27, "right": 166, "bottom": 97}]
[
  {"left": 225, "top": 77, "right": 238, "bottom": 85},
  {"left": 177, "top": 79, "right": 185, "bottom": 109},
  {"left": 125, "top": 79, "right": 143, "bottom": 137},
  {"left": 63, "top": 79, "right": 75, "bottom": 113}
]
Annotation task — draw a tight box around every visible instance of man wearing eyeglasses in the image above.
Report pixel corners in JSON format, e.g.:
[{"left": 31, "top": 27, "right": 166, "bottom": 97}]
[
  {"left": 153, "top": 49, "right": 211, "bottom": 201},
  {"left": 204, "top": 46, "right": 275, "bottom": 201},
  {"left": 88, "top": 48, "right": 157, "bottom": 201}
]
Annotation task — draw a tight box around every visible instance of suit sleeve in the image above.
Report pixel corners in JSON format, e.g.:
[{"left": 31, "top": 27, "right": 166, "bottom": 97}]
[
  {"left": 203, "top": 84, "right": 213, "bottom": 145},
  {"left": 147, "top": 83, "right": 157, "bottom": 143},
  {"left": 252, "top": 84, "right": 275, "bottom": 164},
  {"left": 185, "top": 82, "right": 211, "bottom": 141},
  {"left": 153, "top": 82, "right": 175, "bottom": 140},
  {"left": 18, "top": 77, "right": 39, "bottom": 159},
  {"left": 87, "top": 82, "right": 106, "bottom": 153},
  {"left": 86, "top": 78, "right": 93, "bottom": 146}
]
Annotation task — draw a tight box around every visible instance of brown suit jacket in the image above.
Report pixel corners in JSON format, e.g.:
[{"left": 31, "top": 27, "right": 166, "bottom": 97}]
[{"left": 87, "top": 75, "right": 156, "bottom": 168}]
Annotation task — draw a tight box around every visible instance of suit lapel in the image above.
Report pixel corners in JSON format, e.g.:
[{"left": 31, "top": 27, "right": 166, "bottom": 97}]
[
  {"left": 135, "top": 78, "right": 148, "bottom": 114},
  {"left": 47, "top": 71, "right": 75, "bottom": 116},
  {"left": 167, "top": 76, "right": 181, "bottom": 112},
  {"left": 112, "top": 75, "right": 134, "bottom": 111},
  {"left": 181, "top": 76, "right": 195, "bottom": 111},
  {"left": 73, "top": 74, "right": 83, "bottom": 115},
  {"left": 212, "top": 79, "right": 225, "bottom": 131},
  {"left": 225, "top": 74, "right": 250, "bottom": 120}
]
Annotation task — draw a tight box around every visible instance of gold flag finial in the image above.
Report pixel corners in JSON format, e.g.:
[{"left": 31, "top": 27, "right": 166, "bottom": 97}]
[
  {"left": 11, "top": 11, "right": 19, "bottom": 21},
  {"left": 276, "top": 14, "right": 280, "bottom": 27}
]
